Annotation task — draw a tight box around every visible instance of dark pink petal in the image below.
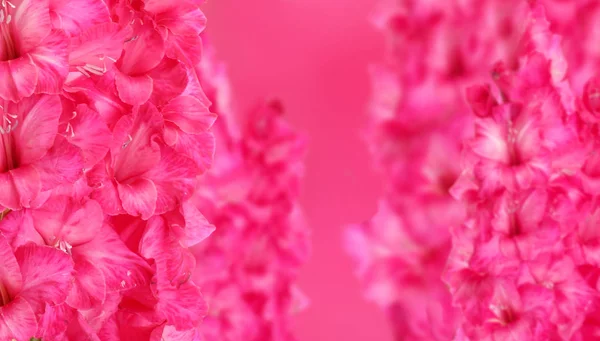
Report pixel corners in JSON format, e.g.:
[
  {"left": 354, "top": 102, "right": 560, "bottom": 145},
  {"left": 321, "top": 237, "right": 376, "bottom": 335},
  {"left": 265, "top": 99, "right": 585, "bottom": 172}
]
[
  {"left": 111, "top": 105, "right": 162, "bottom": 181},
  {"left": 165, "top": 33, "right": 203, "bottom": 67},
  {"left": 0, "top": 166, "right": 42, "bottom": 210},
  {"left": 153, "top": 4, "right": 206, "bottom": 37},
  {"left": 153, "top": 325, "right": 202, "bottom": 341},
  {"left": 66, "top": 260, "right": 106, "bottom": 310},
  {"left": 30, "top": 196, "right": 103, "bottom": 246},
  {"left": 11, "top": 94, "right": 61, "bottom": 165},
  {"left": 115, "top": 72, "right": 153, "bottom": 106},
  {"left": 162, "top": 96, "right": 216, "bottom": 134},
  {"left": 64, "top": 75, "right": 128, "bottom": 126},
  {"left": 0, "top": 235, "right": 22, "bottom": 300},
  {"left": 118, "top": 178, "right": 157, "bottom": 220},
  {"left": 156, "top": 281, "right": 206, "bottom": 330},
  {"left": 0, "top": 210, "right": 44, "bottom": 248},
  {"left": 36, "top": 303, "right": 71, "bottom": 340},
  {"left": 34, "top": 135, "right": 84, "bottom": 191},
  {"left": 0, "top": 297, "right": 37, "bottom": 340},
  {"left": 140, "top": 217, "right": 196, "bottom": 288},
  {"left": 87, "top": 163, "right": 124, "bottom": 216},
  {"left": 30, "top": 29, "right": 69, "bottom": 94},
  {"left": 72, "top": 224, "right": 150, "bottom": 291},
  {"left": 118, "top": 18, "right": 165, "bottom": 75},
  {"left": 172, "top": 131, "right": 215, "bottom": 173},
  {"left": 69, "top": 23, "right": 132, "bottom": 72},
  {"left": 49, "top": 0, "right": 110, "bottom": 35},
  {"left": 16, "top": 243, "right": 74, "bottom": 313},
  {"left": 179, "top": 199, "right": 215, "bottom": 247},
  {"left": 12, "top": 0, "right": 52, "bottom": 52},
  {"left": 0, "top": 56, "right": 38, "bottom": 103},
  {"left": 147, "top": 146, "right": 198, "bottom": 215},
  {"left": 67, "top": 104, "right": 112, "bottom": 169},
  {"left": 149, "top": 58, "right": 188, "bottom": 106}
]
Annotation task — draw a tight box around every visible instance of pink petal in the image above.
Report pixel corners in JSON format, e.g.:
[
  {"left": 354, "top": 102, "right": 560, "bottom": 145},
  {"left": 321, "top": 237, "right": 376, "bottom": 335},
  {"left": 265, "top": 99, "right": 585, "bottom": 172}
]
[
  {"left": 140, "top": 217, "right": 196, "bottom": 289},
  {"left": 66, "top": 260, "right": 106, "bottom": 310},
  {"left": 72, "top": 224, "right": 150, "bottom": 292},
  {"left": 162, "top": 95, "right": 216, "bottom": 134},
  {"left": 0, "top": 210, "right": 44, "bottom": 249},
  {"left": 67, "top": 104, "right": 112, "bottom": 169},
  {"left": 16, "top": 243, "right": 74, "bottom": 313},
  {"left": 64, "top": 75, "right": 128, "bottom": 126},
  {"left": 118, "top": 18, "right": 165, "bottom": 75},
  {"left": 69, "top": 22, "right": 132, "bottom": 72},
  {"left": 11, "top": 94, "right": 62, "bottom": 165},
  {"left": 0, "top": 56, "right": 38, "bottom": 102},
  {"left": 152, "top": 3, "right": 206, "bottom": 37},
  {"left": 172, "top": 130, "right": 215, "bottom": 173},
  {"left": 30, "top": 196, "right": 103, "bottom": 246},
  {"left": 165, "top": 33, "right": 203, "bottom": 66},
  {"left": 118, "top": 178, "right": 157, "bottom": 220},
  {"left": 149, "top": 58, "right": 188, "bottom": 106},
  {"left": 0, "top": 235, "right": 23, "bottom": 300},
  {"left": 147, "top": 146, "right": 198, "bottom": 215},
  {"left": 11, "top": 0, "right": 52, "bottom": 52},
  {"left": 49, "top": 0, "right": 111, "bottom": 35},
  {"left": 34, "top": 135, "right": 84, "bottom": 191},
  {"left": 30, "top": 29, "right": 69, "bottom": 94},
  {"left": 156, "top": 281, "right": 206, "bottom": 330},
  {"left": 471, "top": 117, "right": 509, "bottom": 163},
  {"left": 0, "top": 297, "right": 37, "bottom": 340},
  {"left": 36, "top": 303, "right": 71, "bottom": 340},
  {"left": 114, "top": 72, "right": 153, "bottom": 106},
  {"left": 111, "top": 105, "right": 162, "bottom": 181},
  {"left": 87, "top": 163, "right": 124, "bottom": 216},
  {"left": 152, "top": 325, "right": 202, "bottom": 341},
  {"left": 170, "top": 199, "right": 215, "bottom": 247},
  {"left": 0, "top": 166, "right": 42, "bottom": 210}
]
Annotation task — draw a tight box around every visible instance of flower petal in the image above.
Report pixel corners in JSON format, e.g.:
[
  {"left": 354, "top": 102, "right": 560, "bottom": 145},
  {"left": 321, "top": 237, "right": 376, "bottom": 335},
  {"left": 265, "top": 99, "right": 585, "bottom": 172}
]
[
  {"left": 72, "top": 223, "right": 150, "bottom": 292},
  {"left": 49, "top": 0, "right": 111, "bottom": 35},
  {"left": 118, "top": 178, "right": 157, "bottom": 220},
  {"left": 0, "top": 235, "right": 22, "bottom": 300},
  {"left": 30, "top": 29, "right": 69, "bottom": 94},
  {"left": 162, "top": 95, "right": 216, "bottom": 134},
  {"left": 67, "top": 104, "right": 112, "bottom": 169},
  {"left": 11, "top": 94, "right": 62, "bottom": 165},
  {"left": 115, "top": 72, "right": 153, "bottom": 106},
  {"left": 0, "top": 297, "right": 37, "bottom": 340},
  {"left": 16, "top": 243, "right": 74, "bottom": 313},
  {"left": 0, "top": 56, "right": 38, "bottom": 102}
]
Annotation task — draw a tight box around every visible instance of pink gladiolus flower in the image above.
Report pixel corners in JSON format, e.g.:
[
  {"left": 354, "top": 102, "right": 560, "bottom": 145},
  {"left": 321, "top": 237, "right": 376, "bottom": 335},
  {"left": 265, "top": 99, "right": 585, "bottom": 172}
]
[
  {"left": 0, "top": 0, "right": 219, "bottom": 339},
  {"left": 348, "top": 0, "right": 600, "bottom": 340},
  {"left": 188, "top": 44, "right": 310, "bottom": 341},
  {"left": 447, "top": 3, "right": 600, "bottom": 340}
]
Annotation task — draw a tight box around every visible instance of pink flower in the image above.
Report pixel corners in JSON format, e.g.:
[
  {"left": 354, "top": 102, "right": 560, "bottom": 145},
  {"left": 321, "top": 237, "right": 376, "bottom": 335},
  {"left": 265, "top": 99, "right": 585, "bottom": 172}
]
[
  {"left": 1, "top": 0, "right": 216, "bottom": 338},
  {"left": 0, "top": 236, "right": 73, "bottom": 340},
  {"left": 188, "top": 48, "right": 310, "bottom": 340},
  {"left": 0, "top": 0, "right": 69, "bottom": 102},
  {"left": 0, "top": 94, "right": 83, "bottom": 210}
]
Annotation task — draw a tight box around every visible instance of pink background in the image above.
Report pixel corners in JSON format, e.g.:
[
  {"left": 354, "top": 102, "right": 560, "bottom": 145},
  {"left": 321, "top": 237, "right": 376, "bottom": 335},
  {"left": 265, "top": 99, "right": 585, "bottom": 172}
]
[{"left": 203, "top": 0, "right": 393, "bottom": 340}]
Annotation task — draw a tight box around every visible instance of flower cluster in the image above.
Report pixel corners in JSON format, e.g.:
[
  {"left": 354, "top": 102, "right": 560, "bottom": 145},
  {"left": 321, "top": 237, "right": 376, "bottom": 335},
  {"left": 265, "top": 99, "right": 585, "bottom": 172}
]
[
  {"left": 0, "top": 0, "right": 215, "bottom": 339},
  {"left": 345, "top": 0, "right": 528, "bottom": 339},
  {"left": 188, "top": 43, "right": 310, "bottom": 341},
  {"left": 447, "top": 4, "right": 600, "bottom": 341},
  {"left": 346, "top": 0, "right": 600, "bottom": 340}
]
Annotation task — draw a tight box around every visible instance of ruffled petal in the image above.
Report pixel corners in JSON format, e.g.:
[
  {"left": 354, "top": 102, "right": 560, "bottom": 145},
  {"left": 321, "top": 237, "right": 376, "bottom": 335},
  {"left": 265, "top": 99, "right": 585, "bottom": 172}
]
[{"left": 16, "top": 243, "right": 74, "bottom": 313}]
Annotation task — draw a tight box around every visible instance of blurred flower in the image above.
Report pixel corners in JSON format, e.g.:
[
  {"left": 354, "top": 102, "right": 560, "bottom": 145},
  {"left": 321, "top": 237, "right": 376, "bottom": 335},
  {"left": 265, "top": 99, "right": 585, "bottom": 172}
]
[{"left": 189, "top": 41, "right": 310, "bottom": 341}]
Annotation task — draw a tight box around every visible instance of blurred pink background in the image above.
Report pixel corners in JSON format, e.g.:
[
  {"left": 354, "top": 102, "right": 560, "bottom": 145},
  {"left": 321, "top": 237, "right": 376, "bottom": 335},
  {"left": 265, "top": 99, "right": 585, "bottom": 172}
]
[{"left": 202, "top": 1, "right": 392, "bottom": 340}]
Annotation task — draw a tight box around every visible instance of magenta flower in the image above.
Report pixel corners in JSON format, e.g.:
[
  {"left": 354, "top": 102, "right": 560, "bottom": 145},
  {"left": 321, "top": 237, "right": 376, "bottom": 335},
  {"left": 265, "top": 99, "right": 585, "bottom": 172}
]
[
  {"left": 186, "top": 44, "right": 310, "bottom": 341},
  {"left": 0, "top": 0, "right": 217, "bottom": 338}
]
